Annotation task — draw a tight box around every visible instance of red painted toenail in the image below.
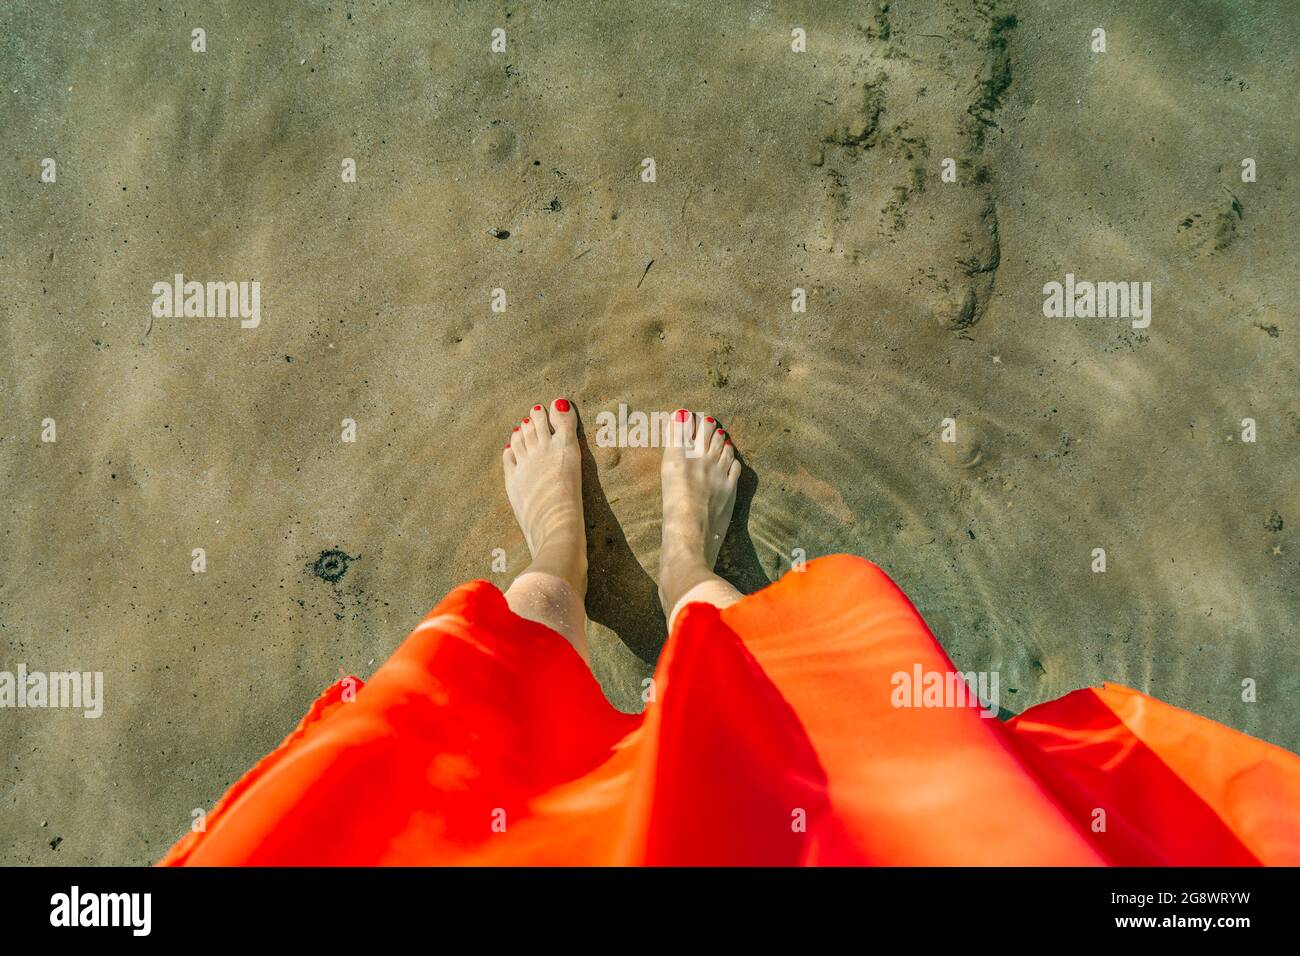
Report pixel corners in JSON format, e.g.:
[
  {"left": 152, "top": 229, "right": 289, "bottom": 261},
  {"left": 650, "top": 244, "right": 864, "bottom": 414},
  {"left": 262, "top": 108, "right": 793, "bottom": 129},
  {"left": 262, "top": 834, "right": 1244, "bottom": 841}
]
[
  {"left": 674, "top": 409, "right": 689, "bottom": 422},
  {"left": 725, "top": 440, "right": 733, "bottom": 446},
  {"left": 505, "top": 444, "right": 511, "bottom": 450},
  {"left": 512, "top": 426, "right": 520, "bottom": 432},
  {"left": 522, "top": 417, "right": 530, "bottom": 424},
  {"left": 533, "top": 405, "right": 542, "bottom": 411},
  {"left": 705, "top": 416, "right": 715, "bottom": 423},
  {"left": 555, "top": 398, "right": 570, "bottom": 412}
]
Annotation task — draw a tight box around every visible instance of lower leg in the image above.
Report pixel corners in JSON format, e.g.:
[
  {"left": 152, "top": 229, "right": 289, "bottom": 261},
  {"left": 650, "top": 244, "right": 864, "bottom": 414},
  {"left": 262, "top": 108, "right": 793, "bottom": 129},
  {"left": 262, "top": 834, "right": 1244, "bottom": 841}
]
[{"left": 505, "top": 570, "right": 588, "bottom": 660}]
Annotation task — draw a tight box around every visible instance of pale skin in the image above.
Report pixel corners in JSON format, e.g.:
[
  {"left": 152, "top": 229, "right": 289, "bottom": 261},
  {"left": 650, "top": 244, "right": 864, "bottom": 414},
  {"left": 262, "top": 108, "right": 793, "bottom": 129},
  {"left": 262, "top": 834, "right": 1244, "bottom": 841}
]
[{"left": 503, "top": 399, "right": 742, "bottom": 661}]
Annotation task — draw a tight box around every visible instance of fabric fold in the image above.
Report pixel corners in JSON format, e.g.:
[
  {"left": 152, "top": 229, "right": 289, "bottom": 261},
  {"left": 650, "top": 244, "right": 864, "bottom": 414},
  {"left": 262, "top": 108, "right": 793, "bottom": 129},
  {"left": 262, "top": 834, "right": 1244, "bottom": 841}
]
[{"left": 160, "top": 556, "right": 1300, "bottom": 866}]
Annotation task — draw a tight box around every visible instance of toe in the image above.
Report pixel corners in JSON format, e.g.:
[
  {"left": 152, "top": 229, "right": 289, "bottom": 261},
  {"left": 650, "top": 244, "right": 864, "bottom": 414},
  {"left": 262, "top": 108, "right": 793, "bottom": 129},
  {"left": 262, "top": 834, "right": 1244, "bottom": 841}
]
[
  {"left": 670, "top": 407, "right": 694, "bottom": 452},
  {"left": 707, "top": 420, "right": 728, "bottom": 458},
  {"left": 726, "top": 457, "right": 742, "bottom": 484},
  {"left": 694, "top": 415, "right": 719, "bottom": 458},
  {"left": 503, "top": 442, "right": 517, "bottom": 468},
  {"left": 528, "top": 404, "right": 552, "bottom": 446},
  {"left": 720, "top": 440, "right": 736, "bottom": 471},
  {"left": 550, "top": 397, "right": 577, "bottom": 438},
  {"left": 520, "top": 411, "right": 543, "bottom": 450},
  {"left": 509, "top": 424, "right": 526, "bottom": 458}
]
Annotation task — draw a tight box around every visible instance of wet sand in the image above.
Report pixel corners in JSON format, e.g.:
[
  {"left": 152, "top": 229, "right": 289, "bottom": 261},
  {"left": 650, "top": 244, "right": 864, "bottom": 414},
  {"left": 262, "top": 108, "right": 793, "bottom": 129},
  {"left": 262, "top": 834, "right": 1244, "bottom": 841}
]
[{"left": 1, "top": 0, "right": 1296, "bottom": 864}]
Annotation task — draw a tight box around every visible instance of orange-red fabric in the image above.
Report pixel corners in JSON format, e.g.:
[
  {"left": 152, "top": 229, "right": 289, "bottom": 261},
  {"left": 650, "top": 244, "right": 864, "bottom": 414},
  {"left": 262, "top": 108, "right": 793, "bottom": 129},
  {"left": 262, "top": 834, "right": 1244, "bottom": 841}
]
[{"left": 160, "top": 556, "right": 1300, "bottom": 866}]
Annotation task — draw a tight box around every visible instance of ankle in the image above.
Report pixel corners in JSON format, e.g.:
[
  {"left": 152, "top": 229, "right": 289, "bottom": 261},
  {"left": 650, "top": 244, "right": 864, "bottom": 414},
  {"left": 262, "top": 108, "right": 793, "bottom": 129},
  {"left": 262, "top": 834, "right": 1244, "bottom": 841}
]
[
  {"left": 657, "top": 557, "right": 713, "bottom": 616},
  {"left": 529, "top": 540, "right": 588, "bottom": 594},
  {"left": 659, "top": 570, "right": 742, "bottom": 628}
]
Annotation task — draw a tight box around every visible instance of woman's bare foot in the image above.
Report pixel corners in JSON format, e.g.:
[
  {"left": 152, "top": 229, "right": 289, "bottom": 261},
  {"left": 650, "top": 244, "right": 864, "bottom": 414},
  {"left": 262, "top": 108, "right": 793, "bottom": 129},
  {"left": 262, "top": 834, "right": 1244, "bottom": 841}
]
[
  {"left": 502, "top": 398, "right": 589, "bottom": 657},
  {"left": 658, "top": 409, "right": 743, "bottom": 628}
]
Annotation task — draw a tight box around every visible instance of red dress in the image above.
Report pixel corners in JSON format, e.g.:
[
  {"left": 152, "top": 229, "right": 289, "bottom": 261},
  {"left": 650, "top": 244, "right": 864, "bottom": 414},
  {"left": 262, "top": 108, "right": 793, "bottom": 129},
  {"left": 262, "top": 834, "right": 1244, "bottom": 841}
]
[{"left": 160, "top": 556, "right": 1300, "bottom": 865}]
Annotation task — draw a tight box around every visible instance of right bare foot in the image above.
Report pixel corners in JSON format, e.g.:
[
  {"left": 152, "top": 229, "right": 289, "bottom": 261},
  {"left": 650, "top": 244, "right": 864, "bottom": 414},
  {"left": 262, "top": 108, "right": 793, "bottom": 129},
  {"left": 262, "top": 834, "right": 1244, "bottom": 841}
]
[{"left": 658, "top": 409, "right": 741, "bottom": 620}]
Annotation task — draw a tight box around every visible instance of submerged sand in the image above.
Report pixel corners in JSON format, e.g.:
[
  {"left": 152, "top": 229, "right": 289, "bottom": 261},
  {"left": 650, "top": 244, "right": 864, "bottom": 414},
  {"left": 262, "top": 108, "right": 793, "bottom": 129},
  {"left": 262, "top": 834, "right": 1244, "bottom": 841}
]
[{"left": 1, "top": 0, "right": 1296, "bottom": 864}]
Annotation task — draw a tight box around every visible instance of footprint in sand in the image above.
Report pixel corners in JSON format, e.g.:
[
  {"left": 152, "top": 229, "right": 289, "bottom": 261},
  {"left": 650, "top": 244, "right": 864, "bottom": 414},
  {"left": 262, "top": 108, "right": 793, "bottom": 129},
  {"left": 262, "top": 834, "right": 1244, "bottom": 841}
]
[{"left": 812, "top": 0, "right": 1016, "bottom": 333}]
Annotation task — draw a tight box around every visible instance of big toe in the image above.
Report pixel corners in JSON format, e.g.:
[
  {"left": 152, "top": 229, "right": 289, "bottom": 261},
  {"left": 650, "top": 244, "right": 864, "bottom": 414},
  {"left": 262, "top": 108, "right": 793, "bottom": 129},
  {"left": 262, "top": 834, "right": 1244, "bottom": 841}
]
[
  {"left": 550, "top": 397, "right": 577, "bottom": 438},
  {"left": 666, "top": 408, "right": 695, "bottom": 456}
]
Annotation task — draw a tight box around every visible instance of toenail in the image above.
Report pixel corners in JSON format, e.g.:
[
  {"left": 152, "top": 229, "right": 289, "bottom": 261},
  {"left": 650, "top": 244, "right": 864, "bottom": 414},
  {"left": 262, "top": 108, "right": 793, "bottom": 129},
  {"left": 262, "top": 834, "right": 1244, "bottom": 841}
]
[
  {"left": 513, "top": 426, "right": 520, "bottom": 432},
  {"left": 674, "top": 409, "right": 689, "bottom": 422},
  {"left": 533, "top": 405, "right": 542, "bottom": 411},
  {"left": 555, "top": 398, "right": 570, "bottom": 412},
  {"left": 705, "top": 416, "right": 715, "bottom": 423},
  {"left": 523, "top": 417, "right": 530, "bottom": 424},
  {"left": 725, "top": 440, "right": 732, "bottom": 446}
]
